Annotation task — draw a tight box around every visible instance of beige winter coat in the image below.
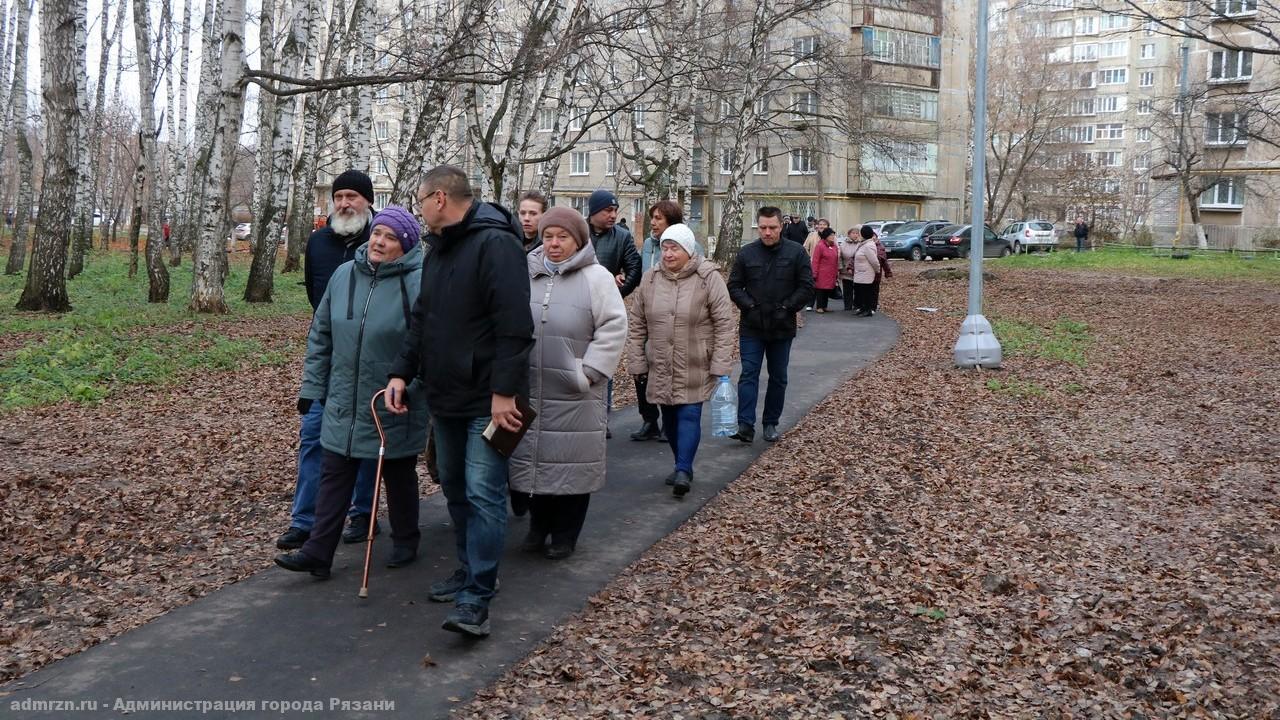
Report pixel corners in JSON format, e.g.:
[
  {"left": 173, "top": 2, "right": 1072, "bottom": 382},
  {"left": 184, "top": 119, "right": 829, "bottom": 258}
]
[
  {"left": 626, "top": 257, "right": 736, "bottom": 406},
  {"left": 509, "top": 243, "right": 628, "bottom": 496},
  {"left": 849, "top": 239, "right": 881, "bottom": 284}
]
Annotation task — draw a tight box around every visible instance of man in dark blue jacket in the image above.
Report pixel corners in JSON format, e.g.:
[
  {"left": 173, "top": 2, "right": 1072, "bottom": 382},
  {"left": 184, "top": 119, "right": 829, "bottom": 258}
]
[
  {"left": 276, "top": 170, "right": 381, "bottom": 551},
  {"left": 727, "top": 205, "right": 815, "bottom": 444},
  {"left": 386, "top": 165, "right": 534, "bottom": 639}
]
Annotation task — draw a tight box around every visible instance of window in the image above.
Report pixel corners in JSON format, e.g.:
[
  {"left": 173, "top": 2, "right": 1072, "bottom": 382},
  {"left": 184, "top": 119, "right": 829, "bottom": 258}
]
[
  {"left": 789, "top": 148, "right": 817, "bottom": 175},
  {"left": 373, "top": 156, "right": 388, "bottom": 175},
  {"left": 1206, "top": 112, "right": 1247, "bottom": 145},
  {"left": 864, "top": 27, "right": 941, "bottom": 68},
  {"left": 1137, "top": 127, "right": 1152, "bottom": 141},
  {"left": 692, "top": 148, "right": 705, "bottom": 185},
  {"left": 1100, "top": 14, "right": 1130, "bottom": 30},
  {"left": 790, "top": 91, "right": 818, "bottom": 120},
  {"left": 606, "top": 113, "right": 618, "bottom": 130},
  {"left": 1097, "top": 123, "right": 1124, "bottom": 139},
  {"left": 632, "top": 107, "right": 646, "bottom": 129},
  {"left": 1074, "top": 16, "right": 1097, "bottom": 34},
  {"left": 1133, "top": 152, "right": 1151, "bottom": 170},
  {"left": 1099, "top": 41, "right": 1127, "bottom": 59},
  {"left": 374, "top": 191, "right": 390, "bottom": 209},
  {"left": 754, "top": 95, "right": 769, "bottom": 117},
  {"left": 792, "top": 35, "right": 818, "bottom": 63},
  {"left": 606, "top": 150, "right": 617, "bottom": 175},
  {"left": 1137, "top": 99, "right": 1153, "bottom": 114},
  {"left": 1139, "top": 70, "right": 1154, "bottom": 87},
  {"left": 533, "top": 161, "right": 546, "bottom": 176},
  {"left": 867, "top": 86, "right": 938, "bottom": 121},
  {"left": 720, "top": 97, "right": 736, "bottom": 119},
  {"left": 1145, "top": 19, "right": 1156, "bottom": 35},
  {"left": 568, "top": 107, "right": 586, "bottom": 131},
  {"left": 1099, "top": 68, "right": 1127, "bottom": 84},
  {"left": 1073, "top": 43, "right": 1098, "bottom": 62},
  {"left": 1214, "top": 0, "right": 1258, "bottom": 15},
  {"left": 570, "top": 151, "right": 590, "bottom": 175},
  {"left": 1201, "top": 177, "right": 1244, "bottom": 208},
  {"left": 1209, "top": 50, "right": 1253, "bottom": 81},
  {"left": 1068, "top": 125, "right": 1095, "bottom": 143},
  {"left": 1070, "top": 98, "right": 1096, "bottom": 115},
  {"left": 538, "top": 108, "right": 555, "bottom": 131},
  {"left": 1097, "top": 96, "right": 1126, "bottom": 113},
  {"left": 571, "top": 196, "right": 589, "bottom": 216},
  {"left": 753, "top": 146, "right": 770, "bottom": 174},
  {"left": 1048, "top": 0, "right": 1072, "bottom": 10},
  {"left": 375, "top": 87, "right": 389, "bottom": 105},
  {"left": 863, "top": 141, "right": 937, "bottom": 173},
  {"left": 1101, "top": 179, "right": 1121, "bottom": 193},
  {"left": 1097, "top": 150, "right": 1122, "bottom": 166},
  {"left": 720, "top": 147, "right": 734, "bottom": 174},
  {"left": 1140, "top": 43, "right": 1156, "bottom": 59},
  {"left": 1135, "top": 181, "right": 1149, "bottom": 195},
  {"left": 1077, "top": 70, "right": 1096, "bottom": 88},
  {"left": 375, "top": 121, "right": 389, "bottom": 140},
  {"left": 1051, "top": 20, "right": 1073, "bottom": 36}
]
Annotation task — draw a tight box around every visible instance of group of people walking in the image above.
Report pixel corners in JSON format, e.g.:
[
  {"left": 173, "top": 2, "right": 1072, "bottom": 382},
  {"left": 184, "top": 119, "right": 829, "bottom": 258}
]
[{"left": 272, "top": 167, "right": 892, "bottom": 639}]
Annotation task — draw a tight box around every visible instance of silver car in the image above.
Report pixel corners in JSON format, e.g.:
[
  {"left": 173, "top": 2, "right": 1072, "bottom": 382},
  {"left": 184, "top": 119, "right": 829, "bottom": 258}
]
[{"left": 998, "top": 220, "right": 1056, "bottom": 253}]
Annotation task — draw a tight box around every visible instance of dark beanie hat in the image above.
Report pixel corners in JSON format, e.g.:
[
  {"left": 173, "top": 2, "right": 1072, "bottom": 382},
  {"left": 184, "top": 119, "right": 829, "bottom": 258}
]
[
  {"left": 332, "top": 169, "right": 375, "bottom": 204},
  {"left": 859, "top": 224, "right": 876, "bottom": 239},
  {"left": 538, "top": 207, "right": 590, "bottom": 252},
  {"left": 588, "top": 189, "right": 619, "bottom": 217},
  {"left": 372, "top": 206, "right": 421, "bottom": 253}
]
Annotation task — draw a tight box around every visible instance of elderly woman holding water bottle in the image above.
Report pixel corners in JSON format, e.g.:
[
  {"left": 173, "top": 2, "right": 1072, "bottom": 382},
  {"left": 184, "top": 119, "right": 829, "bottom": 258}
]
[{"left": 626, "top": 223, "right": 736, "bottom": 498}]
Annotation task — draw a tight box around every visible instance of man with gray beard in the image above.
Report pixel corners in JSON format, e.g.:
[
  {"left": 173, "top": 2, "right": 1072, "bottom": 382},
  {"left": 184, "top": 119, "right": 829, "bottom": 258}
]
[{"left": 276, "top": 170, "right": 383, "bottom": 551}]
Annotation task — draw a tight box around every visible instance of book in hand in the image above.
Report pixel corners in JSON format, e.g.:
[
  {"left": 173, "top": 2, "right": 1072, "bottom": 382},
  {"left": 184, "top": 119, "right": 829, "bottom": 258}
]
[{"left": 481, "top": 395, "right": 536, "bottom": 458}]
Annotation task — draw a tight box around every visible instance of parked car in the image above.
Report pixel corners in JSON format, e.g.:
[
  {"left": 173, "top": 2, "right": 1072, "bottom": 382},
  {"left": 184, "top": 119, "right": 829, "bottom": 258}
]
[
  {"left": 879, "top": 220, "right": 954, "bottom": 261},
  {"left": 861, "top": 220, "right": 906, "bottom": 237},
  {"left": 233, "top": 223, "right": 251, "bottom": 240},
  {"left": 998, "top": 220, "right": 1056, "bottom": 253},
  {"left": 924, "top": 224, "right": 1013, "bottom": 260}
]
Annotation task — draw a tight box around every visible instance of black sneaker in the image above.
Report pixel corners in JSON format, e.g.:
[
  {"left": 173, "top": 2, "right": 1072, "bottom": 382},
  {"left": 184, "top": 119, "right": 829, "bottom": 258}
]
[
  {"left": 672, "top": 471, "right": 692, "bottom": 498},
  {"left": 274, "top": 550, "right": 330, "bottom": 579},
  {"left": 442, "top": 603, "right": 490, "bottom": 638},
  {"left": 728, "top": 423, "right": 754, "bottom": 443},
  {"left": 275, "top": 527, "right": 310, "bottom": 550},
  {"left": 342, "top": 514, "right": 381, "bottom": 544},
  {"left": 629, "top": 422, "right": 662, "bottom": 441},
  {"left": 428, "top": 569, "right": 467, "bottom": 602},
  {"left": 664, "top": 471, "right": 676, "bottom": 486},
  {"left": 763, "top": 424, "right": 781, "bottom": 442},
  {"left": 385, "top": 546, "right": 417, "bottom": 569},
  {"left": 543, "top": 542, "right": 575, "bottom": 560}
]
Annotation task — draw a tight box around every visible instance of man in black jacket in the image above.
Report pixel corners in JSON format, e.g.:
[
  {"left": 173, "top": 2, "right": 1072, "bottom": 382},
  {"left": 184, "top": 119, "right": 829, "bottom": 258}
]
[
  {"left": 1073, "top": 216, "right": 1089, "bottom": 253},
  {"left": 727, "top": 206, "right": 815, "bottom": 444},
  {"left": 586, "top": 189, "right": 642, "bottom": 437},
  {"left": 386, "top": 166, "right": 533, "bottom": 639},
  {"left": 782, "top": 214, "right": 810, "bottom": 245},
  {"left": 277, "top": 170, "right": 380, "bottom": 552}
]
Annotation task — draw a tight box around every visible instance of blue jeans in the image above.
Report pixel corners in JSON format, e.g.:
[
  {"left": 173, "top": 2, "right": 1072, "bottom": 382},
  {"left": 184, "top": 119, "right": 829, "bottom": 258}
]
[
  {"left": 660, "top": 403, "right": 703, "bottom": 474},
  {"left": 290, "top": 400, "right": 375, "bottom": 530},
  {"left": 433, "top": 415, "right": 509, "bottom": 608},
  {"left": 737, "top": 335, "right": 794, "bottom": 427}
]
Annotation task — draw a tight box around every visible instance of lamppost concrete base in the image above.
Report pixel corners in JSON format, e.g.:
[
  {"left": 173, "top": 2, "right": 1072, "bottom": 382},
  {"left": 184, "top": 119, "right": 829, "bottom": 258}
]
[{"left": 954, "top": 314, "right": 1002, "bottom": 369}]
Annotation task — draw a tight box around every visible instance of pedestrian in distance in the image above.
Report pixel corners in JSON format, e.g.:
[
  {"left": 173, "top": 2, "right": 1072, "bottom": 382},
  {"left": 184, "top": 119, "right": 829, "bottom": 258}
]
[
  {"left": 839, "top": 228, "right": 861, "bottom": 312},
  {"left": 726, "top": 206, "right": 814, "bottom": 444},
  {"left": 509, "top": 208, "right": 627, "bottom": 559},
  {"left": 585, "top": 189, "right": 643, "bottom": 439},
  {"left": 517, "top": 190, "right": 548, "bottom": 252},
  {"left": 782, "top": 214, "right": 809, "bottom": 245},
  {"left": 810, "top": 227, "right": 840, "bottom": 313},
  {"left": 870, "top": 232, "right": 892, "bottom": 313},
  {"left": 849, "top": 225, "right": 882, "bottom": 316},
  {"left": 274, "top": 206, "right": 428, "bottom": 579},
  {"left": 385, "top": 166, "right": 534, "bottom": 639},
  {"left": 626, "top": 224, "right": 735, "bottom": 497},
  {"left": 277, "top": 170, "right": 382, "bottom": 553},
  {"left": 1073, "top": 217, "right": 1089, "bottom": 253}
]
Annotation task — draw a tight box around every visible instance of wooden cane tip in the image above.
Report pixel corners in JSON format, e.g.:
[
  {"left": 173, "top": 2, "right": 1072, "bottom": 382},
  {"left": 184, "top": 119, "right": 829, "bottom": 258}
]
[{"left": 358, "top": 588, "right": 368, "bottom": 598}]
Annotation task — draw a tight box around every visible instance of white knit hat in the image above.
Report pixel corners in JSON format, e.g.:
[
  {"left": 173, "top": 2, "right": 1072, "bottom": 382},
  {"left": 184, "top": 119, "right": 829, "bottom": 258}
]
[{"left": 659, "top": 223, "right": 698, "bottom": 258}]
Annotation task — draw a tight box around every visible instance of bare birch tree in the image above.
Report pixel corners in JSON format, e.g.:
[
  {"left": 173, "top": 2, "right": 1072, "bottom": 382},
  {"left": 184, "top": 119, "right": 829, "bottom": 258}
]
[
  {"left": 133, "top": 0, "right": 172, "bottom": 301},
  {"left": 2, "top": 0, "right": 32, "bottom": 276}
]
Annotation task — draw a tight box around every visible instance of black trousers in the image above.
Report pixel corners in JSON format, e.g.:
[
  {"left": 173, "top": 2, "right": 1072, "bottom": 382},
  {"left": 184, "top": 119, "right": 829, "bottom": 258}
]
[
  {"left": 301, "top": 450, "right": 421, "bottom": 564},
  {"left": 814, "top": 288, "right": 834, "bottom": 311},
  {"left": 634, "top": 373, "right": 660, "bottom": 425},
  {"left": 853, "top": 282, "right": 875, "bottom": 313},
  {"left": 527, "top": 493, "right": 591, "bottom": 547},
  {"left": 870, "top": 277, "right": 882, "bottom": 311},
  {"left": 841, "top": 279, "right": 856, "bottom": 311}
]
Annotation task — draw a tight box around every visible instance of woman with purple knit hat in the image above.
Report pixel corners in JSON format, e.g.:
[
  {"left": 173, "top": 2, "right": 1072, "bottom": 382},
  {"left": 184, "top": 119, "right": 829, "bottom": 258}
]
[{"left": 275, "top": 206, "right": 430, "bottom": 578}]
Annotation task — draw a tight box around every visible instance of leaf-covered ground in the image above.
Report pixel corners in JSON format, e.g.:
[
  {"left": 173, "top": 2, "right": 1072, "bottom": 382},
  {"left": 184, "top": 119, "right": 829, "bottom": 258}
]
[{"left": 462, "top": 264, "right": 1280, "bottom": 718}]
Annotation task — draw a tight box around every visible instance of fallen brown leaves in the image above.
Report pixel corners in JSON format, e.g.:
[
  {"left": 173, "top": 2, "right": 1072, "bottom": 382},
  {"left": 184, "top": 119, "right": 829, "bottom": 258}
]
[{"left": 463, "top": 265, "right": 1280, "bottom": 718}]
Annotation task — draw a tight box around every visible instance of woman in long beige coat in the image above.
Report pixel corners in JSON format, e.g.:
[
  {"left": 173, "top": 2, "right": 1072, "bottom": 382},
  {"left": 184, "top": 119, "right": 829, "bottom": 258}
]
[
  {"left": 849, "top": 225, "right": 882, "bottom": 316},
  {"left": 626, "top": 223, "right": 736, "bottom": 498}
]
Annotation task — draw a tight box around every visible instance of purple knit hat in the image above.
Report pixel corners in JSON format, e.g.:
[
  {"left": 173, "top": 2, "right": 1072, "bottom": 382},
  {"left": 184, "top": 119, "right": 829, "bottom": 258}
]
[{"left": 372, "top": 206, "right": 421, "bottom": 252}]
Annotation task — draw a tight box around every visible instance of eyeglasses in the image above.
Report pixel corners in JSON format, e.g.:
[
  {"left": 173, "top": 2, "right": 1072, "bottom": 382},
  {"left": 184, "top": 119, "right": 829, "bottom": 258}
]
[{"left": 416, "top": 189, "right": 445, "bottom": 206}]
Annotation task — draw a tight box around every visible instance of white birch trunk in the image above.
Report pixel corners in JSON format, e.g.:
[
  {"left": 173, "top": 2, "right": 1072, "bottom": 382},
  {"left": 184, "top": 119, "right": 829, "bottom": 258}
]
[
  {"left": 165, "top": 0, "right": 190, "bottom": 265},
  {"left": 283, "top": 0, "right": 324, "bottom": 273},
  {"left": 3, "top": 0, "right": 33, "bottom": 276},
  {"left": 16, "top": 0, "right": 82, "bottom": 310},
  {"left": 67, "top": 0, "right": 95, "bottom": 278},
  {"left": 0, "top": 0, "right": 12, "bottom": 112},
  {"left": 132, "top": 0, "right": 171, "bottom": 302},
  {"left": 184, "top": 0, "right": 222, "bottom": 254},
  {"left": 345, "top": 0, "right": 374, "bottom": 173},
  {"left": 190, "top": 0, "right": 246, "bottom": 313}
]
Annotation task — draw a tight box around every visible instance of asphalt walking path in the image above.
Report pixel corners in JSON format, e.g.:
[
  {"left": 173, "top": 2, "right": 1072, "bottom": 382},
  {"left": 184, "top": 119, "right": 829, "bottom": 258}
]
[{"left": 4, "top": 311, "right": 898, "bottom": 720}]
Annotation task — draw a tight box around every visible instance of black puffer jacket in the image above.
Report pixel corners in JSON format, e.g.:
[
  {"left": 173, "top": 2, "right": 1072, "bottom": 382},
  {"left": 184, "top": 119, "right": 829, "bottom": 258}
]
[
  {"left": 389, "top": 201, "right": 534, "bottom": 418},
  {"left": 727, "top": 238, "right": 815, "bottom": 340},
  {"left": 303, "top": 217, "right": 372, "bottom": 310},
  {"left": 590, "top": 224, "right": 643, "bottom": 298}
]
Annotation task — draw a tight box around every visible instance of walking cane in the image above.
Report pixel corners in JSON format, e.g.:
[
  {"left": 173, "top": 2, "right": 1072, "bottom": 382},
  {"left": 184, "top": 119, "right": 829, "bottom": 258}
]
[{"left": 358, "top": 389, "right": 389, "bottom": 599}]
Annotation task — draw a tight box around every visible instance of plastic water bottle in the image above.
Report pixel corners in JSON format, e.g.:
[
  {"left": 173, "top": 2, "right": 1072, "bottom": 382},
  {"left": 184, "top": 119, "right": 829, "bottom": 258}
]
[{"left": 711, "top": 376, "right": 737, "bottom": 437}]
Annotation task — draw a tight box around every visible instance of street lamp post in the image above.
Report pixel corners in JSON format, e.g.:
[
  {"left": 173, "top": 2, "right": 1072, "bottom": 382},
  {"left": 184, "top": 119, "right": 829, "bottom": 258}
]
[{"left": 953, "top": 0, "right": 1002, "bottom": 369}]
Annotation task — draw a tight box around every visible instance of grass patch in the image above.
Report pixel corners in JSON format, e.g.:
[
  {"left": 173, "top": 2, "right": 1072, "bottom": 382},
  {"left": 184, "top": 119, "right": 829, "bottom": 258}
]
[
  {"left": 985, "top": 378, "right": 1047, "bottom": 397},
  {"left": 995, "top": 247, "right": 1280, "bottom": 283},
  {"left": 0, "top": 250, "right": 310, "bottom": 336},
  {"left": 993, "top": 318, "right": 1092, "bottom": 367}
]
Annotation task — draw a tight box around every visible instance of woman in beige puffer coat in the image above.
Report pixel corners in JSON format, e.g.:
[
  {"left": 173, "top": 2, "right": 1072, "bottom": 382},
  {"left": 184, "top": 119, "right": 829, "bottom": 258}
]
[
  {"left": 509, "top": 207, "right": 627, "bottom": 560},
  {"left": 626, "top": 224, "right": 736, "bottom": 498}
]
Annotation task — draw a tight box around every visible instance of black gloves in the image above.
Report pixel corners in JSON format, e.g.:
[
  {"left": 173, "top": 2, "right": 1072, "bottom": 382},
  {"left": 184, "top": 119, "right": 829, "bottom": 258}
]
[{"left": 297, "top": 398, "right": 313, "bottom": 415}]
